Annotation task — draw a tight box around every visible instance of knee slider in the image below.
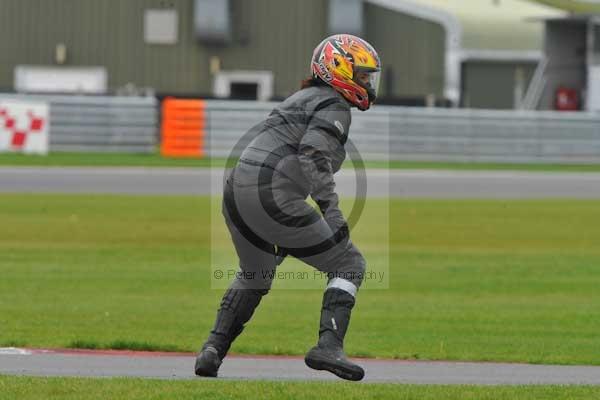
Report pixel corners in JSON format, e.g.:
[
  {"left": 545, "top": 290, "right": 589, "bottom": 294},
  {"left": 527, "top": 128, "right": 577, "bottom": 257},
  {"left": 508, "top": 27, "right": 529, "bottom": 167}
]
[{"left": 326, "top": 278, "right": 358, "bottom": 300}]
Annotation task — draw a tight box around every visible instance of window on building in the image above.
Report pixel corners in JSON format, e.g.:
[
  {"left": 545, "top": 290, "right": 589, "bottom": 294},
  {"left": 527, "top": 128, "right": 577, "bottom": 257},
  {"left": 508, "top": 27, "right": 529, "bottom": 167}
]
[
  {"left": 144, "top": 9, "right": 178, "bottom": 45},
  {"left": 213, "top": 71, "right": 274, "bottom": 101},
  {"left": 230, "top": 83, "right": 259, "bottom": 100}
]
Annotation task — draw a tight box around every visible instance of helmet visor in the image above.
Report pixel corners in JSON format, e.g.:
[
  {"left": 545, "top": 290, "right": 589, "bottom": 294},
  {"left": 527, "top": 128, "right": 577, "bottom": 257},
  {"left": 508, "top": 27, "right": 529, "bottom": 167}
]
[{"left": 354, "top": 68, "right": 381, "bottom": 104}]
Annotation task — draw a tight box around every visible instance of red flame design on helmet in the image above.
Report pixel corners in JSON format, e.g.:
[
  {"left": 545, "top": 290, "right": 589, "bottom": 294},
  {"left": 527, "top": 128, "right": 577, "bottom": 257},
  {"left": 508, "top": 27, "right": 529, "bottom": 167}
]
[{"left": 311, "top": 34, "right": 381, "bottom": 111}]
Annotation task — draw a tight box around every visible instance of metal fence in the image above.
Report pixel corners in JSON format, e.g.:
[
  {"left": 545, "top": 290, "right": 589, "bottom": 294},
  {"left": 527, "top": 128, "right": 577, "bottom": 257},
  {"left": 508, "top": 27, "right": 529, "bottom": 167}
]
[
  {"left": 0, "top": 94, "right": 158, "bottom": 153},
  {"left": 2, "top": 94, "right": 600, "bottom": 164},
  {"left": 206, "top": 100, "right": 600, "bottom": 164}
]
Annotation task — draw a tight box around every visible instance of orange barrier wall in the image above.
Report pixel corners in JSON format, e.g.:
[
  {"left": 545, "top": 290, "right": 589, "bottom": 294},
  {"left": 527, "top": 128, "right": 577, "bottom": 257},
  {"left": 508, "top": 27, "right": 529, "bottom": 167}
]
[{"left": 160, "top": 98, "right": 205, "bottom": 158}]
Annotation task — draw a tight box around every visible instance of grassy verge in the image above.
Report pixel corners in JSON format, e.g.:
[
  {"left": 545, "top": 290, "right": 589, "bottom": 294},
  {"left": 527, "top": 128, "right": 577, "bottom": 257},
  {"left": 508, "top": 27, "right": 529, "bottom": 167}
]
[
  {"left": 1, "top": 194, "right": 600, "bottom": 364},
  {"left": 2, "top": 152, "right": 600, "bottom": 172},
  {"left": 0, "top": 152, "right": 216, "bottom": 168},
  {"left": 1, "top": 376, "right": 599, "bottom": 400}
]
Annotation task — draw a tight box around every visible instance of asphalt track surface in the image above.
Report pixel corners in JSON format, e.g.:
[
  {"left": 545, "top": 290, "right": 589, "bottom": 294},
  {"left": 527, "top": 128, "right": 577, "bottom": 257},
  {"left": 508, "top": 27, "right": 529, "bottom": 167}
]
[
  {"left": 2, "top": 348, "right": 600, "bottom": 385},
  {"left": 1, "top": 166, "right": 600, "bottom": 198}
]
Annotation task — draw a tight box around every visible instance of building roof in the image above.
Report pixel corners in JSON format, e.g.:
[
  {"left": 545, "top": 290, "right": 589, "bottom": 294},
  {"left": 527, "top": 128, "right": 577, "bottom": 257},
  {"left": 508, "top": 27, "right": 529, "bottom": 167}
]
[
  {"left": 532, "top": 0, "right": 600, "bottom": 14},
  {"left": 401, "top": 0, "right": 566, "bottom": 51}
]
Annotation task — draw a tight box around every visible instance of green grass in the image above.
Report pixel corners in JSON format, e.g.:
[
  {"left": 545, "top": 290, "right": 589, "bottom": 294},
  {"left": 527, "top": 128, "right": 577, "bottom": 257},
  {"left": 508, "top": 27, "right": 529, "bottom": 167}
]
[
  {"left": 0, "top": 152, "right": 216, "bottom": 168},
  {"left": 1, "top": 194, "right": 600, "bottom": 365},
  {"left": 373, "top": 161, "right": 600, "bottom": 172},
  {"left": 2, "top": 152, "right": 600, "bottom": 172},
  {"left": 66, "top": 339, "right": 181, "bottom": 352},
  {"left": 1, "top": 376, "right": 600, "bottom": 400}
]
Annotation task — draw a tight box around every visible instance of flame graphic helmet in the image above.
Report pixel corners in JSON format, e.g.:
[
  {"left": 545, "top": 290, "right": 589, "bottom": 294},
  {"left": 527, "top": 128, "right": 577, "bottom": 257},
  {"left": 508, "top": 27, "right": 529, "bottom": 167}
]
[{"left": 311, "top": 34, "right": 381, "bottom": 111}]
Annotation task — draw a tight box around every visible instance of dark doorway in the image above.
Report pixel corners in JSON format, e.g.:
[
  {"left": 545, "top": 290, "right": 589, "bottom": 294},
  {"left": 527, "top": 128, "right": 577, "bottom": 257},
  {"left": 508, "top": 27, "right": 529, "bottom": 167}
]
[{"left": 230, "top": 82, "right": 258, "bottom": 100}]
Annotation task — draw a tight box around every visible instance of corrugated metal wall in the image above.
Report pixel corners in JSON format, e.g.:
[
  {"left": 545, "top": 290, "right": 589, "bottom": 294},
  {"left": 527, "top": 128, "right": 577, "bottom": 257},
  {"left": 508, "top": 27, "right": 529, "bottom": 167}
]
[
  {"left": 462, "top": 61, "right": 537, "bottom": 109},
  {"left": 1, "top": 0, "right": 214, "bottom": 94},
  {"left": 216, "top": 0, "right": 327, "bottom": 98},
  {"left": 0, "top": 0, "right": 327, "bottom": 96},
  {"left": 0, "top": 0, "right": 445, "bottom": 99},
  {"left": 364, "top": 2, "right": 446, "bottom": 98}
]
